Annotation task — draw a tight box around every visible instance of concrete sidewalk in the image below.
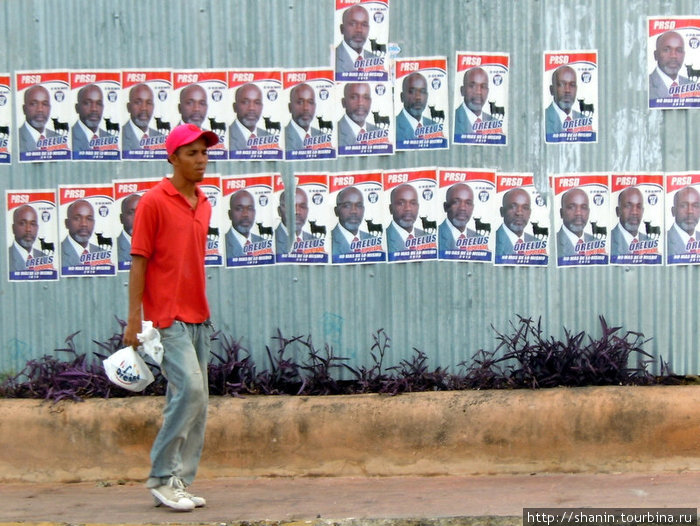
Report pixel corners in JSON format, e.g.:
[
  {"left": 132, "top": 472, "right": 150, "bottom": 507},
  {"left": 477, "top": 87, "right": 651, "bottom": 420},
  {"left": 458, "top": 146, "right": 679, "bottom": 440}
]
[{"left": 3, "top": 472, "right": 699, "bottom": 525}]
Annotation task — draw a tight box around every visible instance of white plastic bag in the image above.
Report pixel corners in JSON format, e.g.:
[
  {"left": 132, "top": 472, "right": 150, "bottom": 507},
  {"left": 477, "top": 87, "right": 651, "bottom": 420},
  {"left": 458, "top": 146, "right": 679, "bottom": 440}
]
[
  {"left": 137, "top": 320, "right": 164, "bottom": 365},
  {"left": 103, "top": 346, "right": 155, "bottom": 392}
]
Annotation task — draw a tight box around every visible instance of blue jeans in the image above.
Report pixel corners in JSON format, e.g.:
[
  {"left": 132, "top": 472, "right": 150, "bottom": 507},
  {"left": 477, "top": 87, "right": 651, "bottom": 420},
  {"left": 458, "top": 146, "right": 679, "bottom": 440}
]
[{"left": 146, "top": 320, "right": 212, "bottom": 488}]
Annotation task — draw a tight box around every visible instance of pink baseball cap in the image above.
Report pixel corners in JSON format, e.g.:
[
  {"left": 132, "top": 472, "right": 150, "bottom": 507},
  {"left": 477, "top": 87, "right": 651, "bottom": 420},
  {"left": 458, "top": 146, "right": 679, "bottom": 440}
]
[{"left": 165, "top": 123, "right": 219, "bottom": 156}]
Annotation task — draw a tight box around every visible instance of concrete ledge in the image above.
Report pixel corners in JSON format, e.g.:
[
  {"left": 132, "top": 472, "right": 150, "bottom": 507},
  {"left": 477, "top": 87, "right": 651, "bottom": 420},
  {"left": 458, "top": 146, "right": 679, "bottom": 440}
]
[{"left": 1, "top": 386, "right": 699, "bottom": 482}]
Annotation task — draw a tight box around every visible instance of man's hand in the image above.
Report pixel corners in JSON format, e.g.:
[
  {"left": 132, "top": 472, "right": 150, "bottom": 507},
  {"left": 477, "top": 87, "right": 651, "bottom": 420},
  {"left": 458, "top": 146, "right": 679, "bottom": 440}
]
[{"left": 123, "top": 318, "right": 141, "bottom": 349}]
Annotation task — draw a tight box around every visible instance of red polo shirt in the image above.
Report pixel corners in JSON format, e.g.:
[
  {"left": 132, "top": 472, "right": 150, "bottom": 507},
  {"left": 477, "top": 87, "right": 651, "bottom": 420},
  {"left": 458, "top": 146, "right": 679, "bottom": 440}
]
[{"left": 131, "top": 177, "right": 211, "bottom": 328}]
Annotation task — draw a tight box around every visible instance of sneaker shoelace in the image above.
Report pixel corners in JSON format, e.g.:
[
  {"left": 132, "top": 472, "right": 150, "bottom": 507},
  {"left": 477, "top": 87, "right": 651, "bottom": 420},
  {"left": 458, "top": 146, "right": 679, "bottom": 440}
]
[{"left": 168, "top": 477, "right": 192, "bottom": 500}]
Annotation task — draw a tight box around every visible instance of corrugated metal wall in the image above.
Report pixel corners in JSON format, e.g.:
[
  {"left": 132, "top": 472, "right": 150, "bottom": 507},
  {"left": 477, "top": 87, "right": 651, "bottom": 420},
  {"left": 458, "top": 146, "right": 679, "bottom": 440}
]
[{"left": 1, "top": 0, "right": 699, "bottom": 376}]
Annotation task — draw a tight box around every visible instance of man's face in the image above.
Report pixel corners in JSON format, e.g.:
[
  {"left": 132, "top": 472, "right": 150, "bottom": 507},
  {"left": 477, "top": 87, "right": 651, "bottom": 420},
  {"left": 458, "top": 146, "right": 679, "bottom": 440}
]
[
  {"left": 279, "top": 189, "right": 309, "bottom": 235},
  {"left": 461, "top": 68, "right": 489, "bottom": 114},
  {"left": 170, "top": 137, "right": 209, "bottom": 184},
  {"left": 23, "top": 86, "right": 51, "bottom": 131},
  {"left": 390, "top": 184, "right": 419, "bottom": 231},
  {"left": 444, "top": 184, "right": 474, "bottom": 231},
  {"left": 76, "top": 85, "right": 104, "bottom": 131},
  {"left": 234, "top": 84, "right": 263, "bottom": 131},
  {"left": 120, "top": 194, "right": 140, "bottom": 236},
  {"left": 335, "top": 187, "right": 365, "bottom": 234},
  {"left": 501, "top": 189, "right": 531, "bottom": 237},
  {"left": 127, "top": 85, "right": 154, "bottom": 129},
  {"left": 560, "top": 189, "right": 590, "bottom": 237},
  {"left": 616, "top": 188, "right": 644, "bottom": 236},
  {"left": 342, "top": 83, "right": 371, "bottom": 126},
  {"left": 655, "top": 31, "right": 685, "bottom": 79},
  {"left": 401, "top": 74, "right": 428, "bottom": 120},
  {"left": 672, "top": 187, "right": 700, "bottom": 235},
  {"left": 65, "top": 200, "right": 95, "bottom": 246},
  {"left": 340, "top": 6, "right": 370, "bottom": 53},
  {"left": 289, "top": 85, "right": 316, "bottom": 130},
  {"left": 179, "top": 85, "right": 207, "bottom": 127},
  {"left": 550, "top": 67, "right": 577, "bottom": 114},
  {"left": 229, "top": 191, "right": 256, "bottom": 236},
  {"left": 12, "top": 206, "right": 39, "bottom": 251}
]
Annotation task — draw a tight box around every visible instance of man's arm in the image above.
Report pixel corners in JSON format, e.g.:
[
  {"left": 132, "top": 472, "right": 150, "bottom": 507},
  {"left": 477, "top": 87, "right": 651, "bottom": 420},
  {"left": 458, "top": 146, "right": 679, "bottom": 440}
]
[{"left": 123, "top": 254, "right": 147, "bottom": 348}]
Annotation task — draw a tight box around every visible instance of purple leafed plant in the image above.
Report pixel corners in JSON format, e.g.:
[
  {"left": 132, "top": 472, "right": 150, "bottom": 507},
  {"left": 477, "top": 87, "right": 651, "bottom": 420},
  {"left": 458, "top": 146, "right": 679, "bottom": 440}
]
[{"left": 0, "top": 315, "right": 666, "bottom": 402}]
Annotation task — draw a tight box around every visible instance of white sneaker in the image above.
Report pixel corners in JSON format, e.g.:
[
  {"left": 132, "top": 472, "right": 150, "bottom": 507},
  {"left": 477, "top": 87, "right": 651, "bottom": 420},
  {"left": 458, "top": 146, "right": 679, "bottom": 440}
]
[
  {"left": 182, "top": 488, "right": 206, "bottom": 508},
  {"left": 150, "top": 476, "right": 195, "bottom": 511}
]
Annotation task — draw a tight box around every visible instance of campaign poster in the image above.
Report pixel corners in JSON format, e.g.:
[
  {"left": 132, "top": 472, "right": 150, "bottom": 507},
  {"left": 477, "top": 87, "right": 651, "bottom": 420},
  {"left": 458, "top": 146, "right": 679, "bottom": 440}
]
[
  {"left": 334, "top": 0, "right": 390, "bottom": 82},
  {"left": 194, "top": 175, "right": 224, "bottom": 267},
  {"left": 0, "top": 74, "right": 11, "bottom": 164},
  {"left": 221, "top": 174, "right": 275, "bottom": 268},
  {"left": 70, "top": 71, "right": 121, "bottom": 160},
  {"left": 228, "top": 69, "right": 283, "bottom": 161},
  {"left": 121, "top": 70, "right": 172, "bottom": 160},
  {"left": 337, "top": 80, "right": 393, "bottom": 157},
  {"left": 543, "top": 51, "right": 598, "bottom": 144},
  {"left": 553, "top": 173, "right": 609, "bottom": 268},
  {"left": 494, "top": 174, "right": 548, "bottom": 266},
  {"left": 394, "top": 57, "right": 449, "bottom": 151},
  {"left": 283, "top": 69, "right": 336, "bottom": 161},
  {"left": 113, "top": 178, "right": 160, "bottom": 272},
  {"left": 383, "top": 167, "right": 438, "bottom": 263},
  {"left": 453, "top": 52, "right": 509, "bottom": 146},
  {"left": 437, "top": 168, "right": 496, "bottom": 263},
  {"left": 666, "top": 172, "right": 700, "bottom": 264},
  {"left": 58, "top": 184, "right": 116, "bottom": 277},
  {"left": 15, "top": 70, "right": 71, "bottom": 162},
  {"left": 275, "top": 174, "right": 330, "bottom": 264},
  {"left": 648, "top": 17, "right": 700, "bottom": 109},
  {"left": 173, "top": 71, "right": 230, "bottom": 160},
  {"left": 329, "top": 170, "right": 385, "bottom": 264},
  {"left": 610, "top": 174, "right": 664, "bottom": 266},
  {"left": 6, "top": 190, "right": 59, "bottom": 282}
]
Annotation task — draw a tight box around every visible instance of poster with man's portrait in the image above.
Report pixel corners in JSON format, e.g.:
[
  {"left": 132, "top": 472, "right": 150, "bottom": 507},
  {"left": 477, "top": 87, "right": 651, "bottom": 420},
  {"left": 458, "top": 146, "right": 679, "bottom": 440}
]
[
  {"left": 453, "top": 52, "right": 509, "bottom": 146},
  {"left": 383, "top": 167, "right": 438, "bottom": 263},
  {"left": 70, "top": 70, "right": 121, "bottom": 161},
  {"left": 648, "top": 17, "right": 700, "bottom": 109},
  {"left": 113, "top": 178, "right": 159, "bottom": 272},
  {"left": 330, "top": 170, "right": 385, "bottom": 265},
  {"left": 6, "top": 189, "right": 58, "bottom": 282},
  {"left": 665, "top": 173, "right": 700, "bottom": 265},
  {"left": 437, "top": 168, "right": 496, "bottom": 263},
  {"left": 15, "top": 70, "right": 71, "bottom": 162},
  {"left": 0, "top": 74, "right": 11, "bottom": 164},
  {"left": 334, "top": 0, "right": 390, "bottom": 82},
  {"left": 173, "top": 71, "right": 230, "bottom": 160},
  {"left": 221, "top": 174, "right": 275, "bottom": 269},
  {"left": 283, "top": 69, "right": 336, "bottom": 161},
  {"left": 394, "top": 57, "right": 449, "bottom": 151},
  {"left": 275, "top": 174, "right": 330, "bottom": 265},
  {"left": 199, "top": 175, "right": 223, "bottom": 267},
  {"left": 494, "top": 173, "right": 549, "bottom": 266},
  {"left": 543, "top": 51, "right": 598, "bottom": 144},
  {"left": 58, "top": 184, "right": 116, "bottom": 277},
  {"left": 609, "top": 174, "right": 664, "bottom": 266},
  {"left": 553, "top": 173, "right": 609, "bottom": 268},
  {"left": 228, "top": 69, "right": 283, "bottom": 161},
  {"left": 121, "top": 70, "right": 172, "bottom": 160},
  {"left": 336, "top": 80, "right": 393, "bottom": 157}
]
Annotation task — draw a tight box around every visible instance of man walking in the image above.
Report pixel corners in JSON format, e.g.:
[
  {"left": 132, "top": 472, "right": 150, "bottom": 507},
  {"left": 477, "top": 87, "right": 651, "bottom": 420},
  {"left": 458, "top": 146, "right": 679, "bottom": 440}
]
[{"left": 123, "top": 123, "right": 218, "bottom": 512}]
